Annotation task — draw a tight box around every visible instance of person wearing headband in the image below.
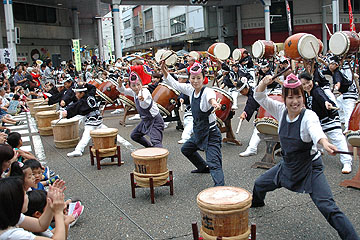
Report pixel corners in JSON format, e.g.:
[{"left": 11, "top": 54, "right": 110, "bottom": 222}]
[
  {"left": 117, "top": 72, "right": 164, "bottom": 148},
  {"left": 63, "top": 83, "right": 105, "bottom": 157},
  {"left": 251, "top": 73, "right": 359, "bottom": 240},
  {"left": 258, "top": 60, "right": 280, "bottom": 92},
  {"left": 299, "top": 71, "right": 353, "bottom": 174},
  {"left": 161, "top": 61, "right": 225, "bottom": 187}
]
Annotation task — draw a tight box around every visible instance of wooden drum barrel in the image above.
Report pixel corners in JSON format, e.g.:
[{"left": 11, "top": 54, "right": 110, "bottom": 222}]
[
  {"left": 284, "top": 33, "right": 320, "bottom": 60},
  {"left": 51, "top": 118, "right": 79, "bottom": 148},
  {"left": 152, "top": 83, "right": 180, "bottom": 117},
  {"left": 90, "top": 128, "right": 118, "bottom": 157},
  {"left": 254, "top": 94, "right": 283, "bottom": 135},
  {"left": 346, "top": 101, "right": 360, "bottom": 147},
  {"left": 131, "top": 147, "right": 169, "bottom": 187},
  {"left": 29, "top": 99, "right": 45, "bottom": 117},
  {"left": 197, "top": 186, "right": 252, "bottom": 240},
  {"left": 35, "top": 110, "right": 59, "bottom": 136},
  {"left": 329, "top": 31, "right": 360, "bottom": 56},
  {"left": 34, "top": 104, "right": 57, "bottom": 121},
  {"left": 252, "top": 40, "right": 276, "bottom": 59}
]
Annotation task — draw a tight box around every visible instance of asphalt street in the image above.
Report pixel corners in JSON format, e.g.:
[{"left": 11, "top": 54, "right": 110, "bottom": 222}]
[{"left": 25, "top": 95, "right": 360, "bottom": 240}]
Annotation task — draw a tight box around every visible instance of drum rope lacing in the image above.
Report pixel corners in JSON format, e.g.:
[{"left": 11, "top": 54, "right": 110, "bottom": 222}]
[{"left": 40, "top": 137, "right": 155, "bottom": 240}]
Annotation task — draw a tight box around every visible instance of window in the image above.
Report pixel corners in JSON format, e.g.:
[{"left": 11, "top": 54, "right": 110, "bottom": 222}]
[
  {"left": 145, "top": 31, "right": 153, "bottom": 42},
  {"left": 124, "top": 20, "right": 131, "bottom": 29},
  {"left": 14, "top": 3, "right": 57, "bottom": 23},
  {"left": 344, "top": 0, "right": 360, "bottom": 13},
  {"left": 144, "top": 9, "right": 153, "bottom": 31},
  {"left": 170, "top": 14, "right": 186, "bottom": 36},
  {"left": 133, "top": 15, "right": 139, "bottom": 27},
  {"left": 270, "top": 1, "right": 293, "bottom": 33}
]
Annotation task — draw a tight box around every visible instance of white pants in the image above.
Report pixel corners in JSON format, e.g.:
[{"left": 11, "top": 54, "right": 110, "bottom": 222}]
[
  {"left": 336, "top": 95, "right": 356, "bottom": 131},
  {"left": 230, "top": 88, "right": 239, "bottom": 109},
  {"left": 181, "top": 115, "right": 193, "bottom": 141},
  {"left": 326, "top": 128, "right": 352, "bottom": 165},
  {"left": 248, "top": 69, "right": 256, "bottom": 88},
  {"left": 323, "top": 88, "right": 337, "bottom": 107},
  {"left": 245, "top": 127, "right": 261, "bottom": 152},
  {"left": 75, "top": 124, "right": 107, "bottom": 153}
]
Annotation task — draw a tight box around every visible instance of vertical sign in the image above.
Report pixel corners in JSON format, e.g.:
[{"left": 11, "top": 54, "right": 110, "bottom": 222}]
[
  {"left": 348, "top": 0, "right": 356, "bottom": 32},
  {"left": 0, "top": 48, "right": 15, "bottom": 69},
  {"left": 72, "top": 39, "right": 81, "bottom": 72},
  {"left": 285, "top": 0, "right": 292, "bottom": 36},
  {"left": 108, "top": 40, "right": 113, "bottom": 62}
]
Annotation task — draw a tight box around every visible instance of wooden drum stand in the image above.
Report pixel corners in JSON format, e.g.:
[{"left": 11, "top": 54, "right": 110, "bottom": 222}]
[
  {"left": 218, "top": 110, "right": 242, "bottom": 146},
  {"left": 251, "top": 133, "right": 280, "bottom": 170}
]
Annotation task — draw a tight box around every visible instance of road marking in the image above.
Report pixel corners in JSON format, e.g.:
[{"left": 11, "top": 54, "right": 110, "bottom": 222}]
[
  {"left": 16, "top": 129, "right": 30, "bottom": 135},
  {"left": 7, "top": 125, "right": 28, "bottom": 130},
  {"left": 20, "top": 145, "right": 32, "bottom": 152},
  {"left": 32, "top": 135, "right": 46, "bottom": 162},
  {"left": 22, "top": 136, "right": 30, "bottom": 142}
]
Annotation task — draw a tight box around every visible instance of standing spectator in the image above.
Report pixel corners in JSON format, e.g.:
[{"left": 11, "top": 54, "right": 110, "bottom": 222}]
[
  {"left": 13, "top": 66, "right": 27, "bottom": 87},
  {"left": 44, "top": 60, "right": 55, "bottom": 85}
]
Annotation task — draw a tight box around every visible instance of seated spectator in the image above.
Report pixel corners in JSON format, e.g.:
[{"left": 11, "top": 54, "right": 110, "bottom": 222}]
[
  {"left": 0, "top": 144, "right": 17, "bottom": 178},
  {"left": 7, "top": 132, "right": 36, "bottom": 162}
]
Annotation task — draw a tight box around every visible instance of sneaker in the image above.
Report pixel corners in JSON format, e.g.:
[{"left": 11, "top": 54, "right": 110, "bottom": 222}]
[
  {"left": 129, "top": 114, "right": 140, "bottom": 120},
  {"left": 15, "top": 121, "right": 25, "bottom": 126},
  {"left": 231, "top": 105, "right": 238, "bottom": 110},
  {"left": 74, "top": 201, "right": 82, "bottom": 211},
  {"left": 164, "top": 122, "right": 170, "bottom": 129},
  {"left": 177, "top": 139, "right": 188, "bottom": 144},
  {"left": 47, "top": 175, "right": 59, "bottom": 185},
  {"left": 239, "top": 149, "right": 257, "bottom": 157},
  {"left": 67, "top": 150, "right": 83, "bottom": 157},
  {"left": 191, "top": 167, "right": 210, "bottom": 173},
  {"left": 43, "top": 166, "right": 50, "bottom": 181},
  {"left": 342, "top": 163, "right": 352, "bottom": 174},
  {"left": 69, "top": 205, "right": 84, "bottom": 227},
  {"left": 111, "top": 109, "right": 124, "bottom": 114}
]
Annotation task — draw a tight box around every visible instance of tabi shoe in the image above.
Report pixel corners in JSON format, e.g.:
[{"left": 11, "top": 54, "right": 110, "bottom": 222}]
[
  {"left": 342, "top": 163, "right": 352, "bottom": 174},
  {"left": 231, "top": 105, "right": 238, "bottom": 110},
  {"left": 111, "top": 109, "right": 124, "bottom": 114},
  {"left": 177, "top": 139, "right": 188, "bottom": 144},
  {"left": 191, "top": 167, "right": 210, "bottom": 173},
  {"left": 67, "top": 150, "right": 83, "bottom": 157},
  {"left": 239, "top": 149, "right": 257, "bottom": 157},
  {"left": 129, "top": 114, "right": 140, "bottom": 120}
]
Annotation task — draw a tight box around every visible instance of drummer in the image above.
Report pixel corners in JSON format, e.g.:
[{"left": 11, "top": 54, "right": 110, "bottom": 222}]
[
  {"left": 221, "top": 63, "right": 239, "bottom": 110},
  {"left": 239, "top": 50, "right": 256, "bottom": 87},
  {"left": 59, "top": 75, "right": 76, "bottom": 108},
  {"left": 299, "top": 71, "right": 353, "bottom": 174},
  {"left": 63, "top": 83, "right": 105, "bottom": 157},
  {"left": 160, "top": 61, "right": 225, "bottom": 187},
  {"left": 251, "top": 73, "right": 359, "bottom": 240},
  {"left": 258, "top": 60, "right": 281, "bottom": 93},
  {"left": 176, "top": 56, "right": 209, "bottom": 85},
  {"left": 117, "top": 72, "right": 164, "bottom": 148}
]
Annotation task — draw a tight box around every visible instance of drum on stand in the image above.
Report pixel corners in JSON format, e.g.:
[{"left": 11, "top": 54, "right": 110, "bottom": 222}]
[
  {"left": 252, "top": 40, "right": 276, "bottom": 59},
  {"left": 232, "top": 48, "right": 246, "bottom": 61},
  {"left": 51, "top": 118, "right": 80, "bottom": 149},
  {"left": 161, "top": 50, "right": 178, "bottom": 66},
  {"left": 155, "top": 49, "right": 167, "bottom": 63},
  {"left": 33, "top": 104, "right": 57, "bottom": 121},
  {"left": 346, "top": 101, "right": 360, "bottom": 147},
  {"left": 284, "top": 33, "right": 320, "bottom": 60},
  {"left": 152, "top": 83, "right": 180, "bottom": 117},
  {"left": 36, "top": 110, "right": 59, "bottom": 136},
  {"left": 88, "top": 79, "right": 102, "bottom": 89},
  {"left": 207, "top": 43, "right": 231, "bottom": 62},
  {"left": 197, "top": 186, "right": 252, "bottom": 240},
  {"left": 28, "top": 99, "right": 45, "bottom": 117},
  {"left": 254, "top": 94, "right": 283, "bottom": 135},
  {"left": 96, "top": 79, "right": 120, "bottom": 104},
  {"left": 131, "top": 147, "right": 169, "bottom": 187},
  {"left": 212, "top": 87, "right": 233, "bottom": 125},
  {"left": 329, "top": 31, "right": 360, "bottom": 56},
  {"left": 90, "top": 128, "right": 118, "bottom": 157}
]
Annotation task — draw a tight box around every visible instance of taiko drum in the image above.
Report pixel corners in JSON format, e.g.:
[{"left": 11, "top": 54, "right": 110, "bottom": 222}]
[
  {"left": 33, "top": 104, "right": 57, "bottom": 121},
  {"left": 329, "top": 31, "right": 360, "bottom": 56},
  {"left": 232, "top": 48, "right": 246, "bottom": 61},
  {"left": 252, "top": 40, "right": 276, "bottom": 59},
  {"left": 254, "top": 94, "right": 283, "bottom": 135},
  {"left": 51, "top": 118, "right": 79, "bottom": 149},
  {"left": 131, "top": 147, "right": 169, "bottom": 187},
  {"left": 28, "top": 99, "right": 45, "bottom": 117},
  {"left": 36, "top": 110, "right": 59, "bottom": 136},
  {"left": 284, "top": 33, "right": 320, "bottom": 60},
  {"left": 208, "top": 43, "right": 231, "bottom": 62},
  {"left": 152, "top": 83, "right": 180, "bottom": 116},
  {"left": 96, "top": 79, "right": 120, "bottom": 104},
  {"left": 213, "top": 87, "right": 233, "bottom": 124},
  {"left": 197, "top": 186, "right": 252, "bottom": 240},
  {"left": 90, "top": 128, "right": 118, "bottom": 157}
]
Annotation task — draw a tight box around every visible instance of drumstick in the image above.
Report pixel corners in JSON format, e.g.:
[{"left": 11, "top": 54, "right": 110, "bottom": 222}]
[
  {"left": 206, "top": 51, "right": 223, "bottom": 64},
  {"left": 236, "top": 118, "right": 243, "bottom": 134},
  {"left": 333, "top": 150, "right": 354, "bottom": 155},
  {"left": 180, "top": 101, "right": 184, "bottom": 112},
  {"left": 324, "top": 23, "right": 333, "bottom": 37},
  {"left": 211, "top": 98, "right": 222, "bottom": 114},
  {"left": 328, "top": 106, "right": 339, "bottom": 110},
  {"left": 271, "top": 66, "right": 291, "bottom": 85}
]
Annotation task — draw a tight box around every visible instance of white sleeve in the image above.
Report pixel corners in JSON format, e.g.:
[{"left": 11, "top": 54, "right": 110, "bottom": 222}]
[
  {"left": 253, "top": 87, "right": 285, "bottom": 121},
  {"left": 301, "top": 110, "right": 327, "bottom": 144},
  {"left": 0, "top": 228, "right": 36, "bottom": 240},
  {"left": 116, "top": 83, "right": 134, "bottom": 97},
  {"left": 201, "top": 88, "right": 216, "bottom": 112},
  {"left": 163, "top": 74, "right": 193, "bottom": 97},
  {"left": 17, "top": 213, "right": 25, "bottom": 225},
  {"left": 138, "top": 88, "right": 152, "bottom": 109}
]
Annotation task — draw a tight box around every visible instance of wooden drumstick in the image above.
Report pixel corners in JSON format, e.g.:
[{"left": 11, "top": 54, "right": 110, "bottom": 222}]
[
  {"left": 180, "top": 101, "right": 184, "bottom": 112},
  {"left": 328, "top": 105, "right": 339, "bottom": 110},
  {"left": 211, "top": 98, "right": 222, "bottom": 114},
  {"left": 271, "top": 66, "right": 291, "bottom": 85},
  {"left": 236, "top": 118, "right": 243, "bottom": 134},
  {"left": 162, "top": 51, "right": 176, "bottom": 62},
  {"left": 206, "top": 51, "right": 223, "bottom": 64},
  {"left": 333, "top": 150, "right": 354, "bottom": 155}
]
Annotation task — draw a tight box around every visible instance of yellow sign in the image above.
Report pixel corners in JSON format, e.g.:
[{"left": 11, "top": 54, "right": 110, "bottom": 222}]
[{"left": 72, "top": 39, "right": 81, "bottom": 72}]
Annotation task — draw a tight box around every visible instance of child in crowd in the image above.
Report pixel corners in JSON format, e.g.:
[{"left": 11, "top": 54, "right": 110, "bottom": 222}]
[
  {"left": 117, "top": 72, "right": 164, "bottom": 148},
  {"left": 23, "top": 159, "right": 59, "bottom": 191},
  {"left": 7, "top": 132, "right": 36, "bottom": 162},
  {"left": 0, "top": 144, "right": 17, "bottom": 178},
  {"left": 10, "top": 161, "right": 37, "bottom": 191}
]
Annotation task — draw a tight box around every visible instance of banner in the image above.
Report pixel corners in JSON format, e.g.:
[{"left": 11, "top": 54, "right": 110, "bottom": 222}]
[
  {"left": 348, "top": 0, "right": 356, "bottom": 32},
  {"left": 0, "top": 48, "right": 15, "bottom": 69},
  {"left": 72, "top": 39, "right": 82, "bottom": 72},
  {"left": 285, "top": 0, "right": 292, "bottom": 35}
]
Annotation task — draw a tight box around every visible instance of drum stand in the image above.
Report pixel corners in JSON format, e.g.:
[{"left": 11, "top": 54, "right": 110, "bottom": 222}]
[
  {"left": 340, "top": 147, "right": 360, "bottom": 189},
  {"left": 163, "top": 107, "right": 183, "bottom": 129},
  {"left": 119, "top": 105, "right": 138, "bottom": 126},
  {"left": 89, "top": 146, "right": 123, "bottom": 170},
  {"left": 218, "top": 111, "right": 241, "bottom": 146},
  {"left": 130, "top": 170, "right": 174, "bottom": 204},
  {"left": 251, "top": 133, "right": 280, "bottom": 170},
  {"left": 191, "top": 222, "right": 257, "bottom": 240}
]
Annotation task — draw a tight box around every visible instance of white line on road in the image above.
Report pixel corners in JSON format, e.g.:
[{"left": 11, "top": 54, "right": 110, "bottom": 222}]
[{"left": 102, "top": 124, "right": 137, "bottom": 152}]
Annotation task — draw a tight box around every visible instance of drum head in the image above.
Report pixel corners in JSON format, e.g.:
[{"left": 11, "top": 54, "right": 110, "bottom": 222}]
[
  {"left": 213, "top": 43, "right": 230, "bottom": 60},
  {"left": 155, "top": 49, "right": 166, "bottom": 63},
  {"left": 298, "top": 34, "right": 320, "bottom": 59},
  {"left": 131, "top": 147, "right": 169, "bottom": 158},
  {"left": 161, "top": 50, "right": 177, "bottom": 66},
  {"left": 90, "top": 128, "right": 118, "bottom": 136},
  {"left": 158, "top": 83, "right": 181, "bottom": 95},
  {"left": 189, "top": 51, "right": 200, "bottom": 60},
  {"left": 252, "top": 40, "right": 265, "bottom": 59},
  {"left": 232, "top": 49, "right": 242, "bottom": 61},
  {"left": 329, "top": 32, "right": 348, "bottom": 56},
  {"left": 213, "top": 87, "right": 233, "bottom": 102},
  {"left": 197, "top": 186, "right": 251, "bottom": 206},
  {"left": 36, "top": 110, "right": 58, "bottom": 116},
  {"left": 51, "top": 118, "right": 79, "bottom": 126}
]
